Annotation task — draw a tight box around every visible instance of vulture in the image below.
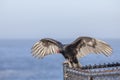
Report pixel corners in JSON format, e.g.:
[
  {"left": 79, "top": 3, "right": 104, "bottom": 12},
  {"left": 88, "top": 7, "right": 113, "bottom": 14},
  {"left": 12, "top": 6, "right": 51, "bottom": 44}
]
[{"left": 31, "top": 36, "right": 112, "bottom": 68}]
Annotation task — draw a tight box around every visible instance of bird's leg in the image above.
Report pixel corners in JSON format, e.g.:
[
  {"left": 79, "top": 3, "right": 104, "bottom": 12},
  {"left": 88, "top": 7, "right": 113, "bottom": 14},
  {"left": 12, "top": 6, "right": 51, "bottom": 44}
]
[
  {"left": 72, "top": 57, "right": 82, "bottom": 68},
  {"left": 73, "top": 62, "right": 82, "bottom": 68},
  {"left": 68, "top": 61, "right": 72, "bottom": 68},
  {"left": 64, "top": 59, "right": 72, "bottom": 68},
  {"left": 69, "top": 61, "right": 74, "bottom": 68}
]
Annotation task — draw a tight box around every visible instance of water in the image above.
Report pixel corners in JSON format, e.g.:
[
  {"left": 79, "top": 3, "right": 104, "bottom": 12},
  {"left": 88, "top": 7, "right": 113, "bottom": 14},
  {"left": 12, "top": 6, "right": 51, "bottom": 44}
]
[{"left": 0, "top": 39, "right": 120, "bottom": 80}]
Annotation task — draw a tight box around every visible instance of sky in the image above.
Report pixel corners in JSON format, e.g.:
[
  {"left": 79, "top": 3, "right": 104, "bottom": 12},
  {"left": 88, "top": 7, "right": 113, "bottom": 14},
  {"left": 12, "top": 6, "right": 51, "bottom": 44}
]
[{"left": 0, "top": 0, "right": 120, "bottom": 39}]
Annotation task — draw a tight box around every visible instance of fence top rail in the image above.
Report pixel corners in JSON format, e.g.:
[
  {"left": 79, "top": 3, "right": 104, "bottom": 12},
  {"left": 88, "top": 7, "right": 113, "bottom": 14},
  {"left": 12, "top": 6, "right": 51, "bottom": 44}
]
[{"left": 81, "top": 62, "right": 120, "bottom": 69}]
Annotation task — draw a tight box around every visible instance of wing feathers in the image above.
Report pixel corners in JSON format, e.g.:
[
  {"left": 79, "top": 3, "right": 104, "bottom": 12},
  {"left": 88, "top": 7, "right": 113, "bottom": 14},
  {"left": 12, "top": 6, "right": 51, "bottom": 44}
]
[
  {"left": 31, "top": 38, "right": 63, "bottom": 58},
  {"left": 32, "top": 37, "right": 113, "bottom": 59},
  {"left": 72, "top": 37, "right": 113, "bottom": 58}
]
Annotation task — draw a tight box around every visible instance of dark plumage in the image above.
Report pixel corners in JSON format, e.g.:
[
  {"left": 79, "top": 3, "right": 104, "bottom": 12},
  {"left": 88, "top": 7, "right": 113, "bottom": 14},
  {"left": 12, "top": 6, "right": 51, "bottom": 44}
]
[{"left": 31, "top": 36, "right": 112, "bottom": 68}]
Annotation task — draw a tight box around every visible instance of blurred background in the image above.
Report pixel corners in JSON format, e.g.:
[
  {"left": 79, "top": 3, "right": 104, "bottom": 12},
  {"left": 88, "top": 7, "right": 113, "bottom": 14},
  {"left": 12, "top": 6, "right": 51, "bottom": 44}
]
[
  {"left": 0, "top": 0, "right": 120, "bottom": 80},
  {"left": 0, "top": 0, "right": 120, "bottom": 39}
]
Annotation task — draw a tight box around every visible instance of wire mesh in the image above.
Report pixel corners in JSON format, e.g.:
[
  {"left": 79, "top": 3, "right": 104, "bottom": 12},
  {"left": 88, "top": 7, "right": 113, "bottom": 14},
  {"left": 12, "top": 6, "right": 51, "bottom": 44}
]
[{"left": 63, "top": 62, "right": 120, "bottom": 80}]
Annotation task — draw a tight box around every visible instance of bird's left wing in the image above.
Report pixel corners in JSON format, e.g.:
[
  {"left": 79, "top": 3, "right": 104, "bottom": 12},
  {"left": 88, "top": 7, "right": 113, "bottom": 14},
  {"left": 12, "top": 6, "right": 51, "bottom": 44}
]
[
  {"left": 71, "top": 37, "right": 112, "bottom": 58},
  {"left": 31, "top": 38, "right": 63, "bottom": 58}
]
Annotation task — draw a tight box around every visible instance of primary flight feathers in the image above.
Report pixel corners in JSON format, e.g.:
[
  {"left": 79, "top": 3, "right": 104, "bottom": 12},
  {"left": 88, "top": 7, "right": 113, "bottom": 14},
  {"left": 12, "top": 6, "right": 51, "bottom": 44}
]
[{"left": 32, "top": 38, "right": 63, "bottom": 58}]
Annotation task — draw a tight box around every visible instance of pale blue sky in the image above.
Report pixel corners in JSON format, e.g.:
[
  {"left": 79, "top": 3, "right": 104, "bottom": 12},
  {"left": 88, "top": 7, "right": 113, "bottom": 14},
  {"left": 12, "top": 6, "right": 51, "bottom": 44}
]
[{"left": 0, "top": 0, "right": 120, "bottom": 39}]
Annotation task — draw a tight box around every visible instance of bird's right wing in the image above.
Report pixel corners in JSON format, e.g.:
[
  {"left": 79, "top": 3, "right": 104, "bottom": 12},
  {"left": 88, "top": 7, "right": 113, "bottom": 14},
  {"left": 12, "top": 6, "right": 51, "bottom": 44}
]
[
  {"left": 71, "top": 37, "right": 112, "bottom": 58},
  {"left": 31, "top": 38, "right": 63, "bottom": 58}
]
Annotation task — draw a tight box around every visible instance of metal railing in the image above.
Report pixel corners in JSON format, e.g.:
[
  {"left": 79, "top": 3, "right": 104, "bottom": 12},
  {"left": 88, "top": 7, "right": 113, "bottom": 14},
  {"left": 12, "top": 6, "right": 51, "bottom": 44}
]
[{"left": 63, "top": 62, "right": 120, "bottom": 80}]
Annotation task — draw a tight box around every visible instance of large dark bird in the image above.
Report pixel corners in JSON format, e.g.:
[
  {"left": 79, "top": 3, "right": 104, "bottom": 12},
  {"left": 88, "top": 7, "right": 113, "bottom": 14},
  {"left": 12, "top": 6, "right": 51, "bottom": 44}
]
[{"left": 31, "top": 36, "right": 112, "bottom": 68}]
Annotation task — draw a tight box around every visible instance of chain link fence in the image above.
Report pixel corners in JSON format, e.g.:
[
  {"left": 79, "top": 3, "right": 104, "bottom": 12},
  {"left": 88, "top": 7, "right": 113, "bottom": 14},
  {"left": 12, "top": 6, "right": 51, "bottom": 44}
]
[{"left": 63, "top": 62, "right": 120, "bottom": 80}]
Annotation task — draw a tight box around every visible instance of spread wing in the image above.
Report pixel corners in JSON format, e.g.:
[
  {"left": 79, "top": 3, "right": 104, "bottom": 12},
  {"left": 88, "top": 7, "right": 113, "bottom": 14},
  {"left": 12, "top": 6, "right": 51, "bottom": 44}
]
[
  {"left": 72, "top": 37, "right": 112, "bottom": 58},
  {"left": 31, "top": 38, "right": 63, "bottom": 58}
]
